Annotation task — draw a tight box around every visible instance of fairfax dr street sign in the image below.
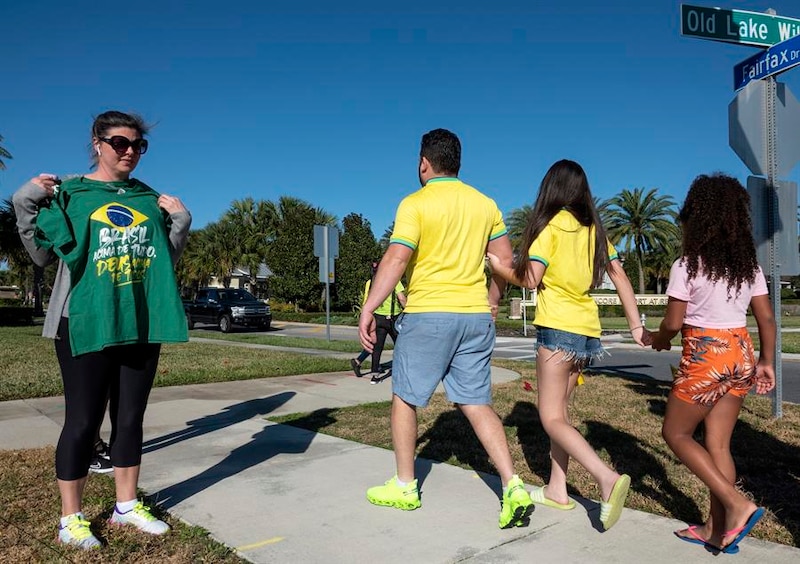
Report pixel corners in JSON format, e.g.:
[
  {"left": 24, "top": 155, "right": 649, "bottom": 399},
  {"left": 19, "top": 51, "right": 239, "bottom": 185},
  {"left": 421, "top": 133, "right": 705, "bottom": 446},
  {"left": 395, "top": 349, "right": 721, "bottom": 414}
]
[
  {"left": 681, "top": 4, "right": 800, "bottom": 47},
  {"left": 734, "top": 34, "right": 800, "bottom": 90}
]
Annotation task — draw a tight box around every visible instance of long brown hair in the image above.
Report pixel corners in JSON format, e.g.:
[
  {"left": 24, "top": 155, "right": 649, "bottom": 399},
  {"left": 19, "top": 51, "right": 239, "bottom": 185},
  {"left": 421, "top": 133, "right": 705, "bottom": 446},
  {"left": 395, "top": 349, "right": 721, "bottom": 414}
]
[{"left": 513, "top": 160, "right": 607, "bottom": 288}]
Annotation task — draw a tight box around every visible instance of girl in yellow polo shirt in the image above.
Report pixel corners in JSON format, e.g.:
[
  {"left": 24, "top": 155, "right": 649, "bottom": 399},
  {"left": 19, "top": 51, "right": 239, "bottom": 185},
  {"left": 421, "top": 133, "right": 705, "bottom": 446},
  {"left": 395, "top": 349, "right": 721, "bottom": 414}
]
[{"left": 489, "top": 159, "right": 649, "bottom": 531}]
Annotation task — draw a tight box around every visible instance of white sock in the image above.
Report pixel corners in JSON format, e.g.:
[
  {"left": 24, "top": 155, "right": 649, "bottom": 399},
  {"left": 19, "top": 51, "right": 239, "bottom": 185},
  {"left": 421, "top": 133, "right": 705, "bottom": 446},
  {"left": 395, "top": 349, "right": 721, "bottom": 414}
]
[
  {"left": 502, "top": 474, "right": 519, "bottom": 493},
  {"left": 115, "top": 499, "right": 137, "bottom": 513},
  {"left": 395, "top": 478, "right": 409, "bottom": 487},
  {"left": 60, "top": 512, "right": 84, "bottom": 526}
]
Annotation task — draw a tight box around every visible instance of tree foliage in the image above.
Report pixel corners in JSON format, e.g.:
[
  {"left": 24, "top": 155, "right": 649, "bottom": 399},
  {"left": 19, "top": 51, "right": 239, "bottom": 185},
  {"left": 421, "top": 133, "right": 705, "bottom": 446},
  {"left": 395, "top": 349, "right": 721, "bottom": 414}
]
[
  {"left": 172, "top": 183, "right": 687, "bottom": 308},
  {"left": 601, "top": 187, "right": 679, "bottom": 293},
  {"left": 0, "top": 134, "right": 11, "bottom": 171},
  {"left": 222, "top": 197, "right": 274, "bottom": 289},
  {"left": 336, "top": 213, "right": 380, "bottom": 311},
  {"left": 0, "top": 199, "right": 27, "bottom": 269},
  {"left": 378, "top": 222, "right": 394, "bottom": 253},
  {"left": 265, "top": 196, "right": 336, "bottom": 310},
  {"left": 504, "top": 204, "right": 533, "bottom": 252}
]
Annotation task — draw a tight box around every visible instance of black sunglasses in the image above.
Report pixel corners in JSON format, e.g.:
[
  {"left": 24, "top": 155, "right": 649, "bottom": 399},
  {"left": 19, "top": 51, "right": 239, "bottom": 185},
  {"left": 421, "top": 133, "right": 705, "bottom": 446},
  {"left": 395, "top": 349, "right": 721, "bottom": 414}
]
[{"left": 99, "top": 136, "right": 149, "bottom": 155}]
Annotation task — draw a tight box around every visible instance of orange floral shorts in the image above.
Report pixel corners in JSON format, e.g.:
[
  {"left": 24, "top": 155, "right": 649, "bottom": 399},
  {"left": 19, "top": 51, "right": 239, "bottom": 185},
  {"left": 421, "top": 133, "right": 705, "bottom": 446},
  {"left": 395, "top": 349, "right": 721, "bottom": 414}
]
[{"left": 672, "top": 327, "right": 756, "bottom": 406}]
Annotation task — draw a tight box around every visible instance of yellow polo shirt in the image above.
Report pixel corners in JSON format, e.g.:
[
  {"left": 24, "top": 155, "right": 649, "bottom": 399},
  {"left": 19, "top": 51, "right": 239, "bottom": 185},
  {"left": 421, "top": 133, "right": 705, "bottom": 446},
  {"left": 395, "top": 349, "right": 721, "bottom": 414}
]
[
  {"left": 390, "top": 177, "right": 507, "bottom": 313},
  {"left": 364, "top": 279, "right": 405, "bottom": 316},
  {"left": 529, "top": 210, "right": 618, "bottom": 337}
]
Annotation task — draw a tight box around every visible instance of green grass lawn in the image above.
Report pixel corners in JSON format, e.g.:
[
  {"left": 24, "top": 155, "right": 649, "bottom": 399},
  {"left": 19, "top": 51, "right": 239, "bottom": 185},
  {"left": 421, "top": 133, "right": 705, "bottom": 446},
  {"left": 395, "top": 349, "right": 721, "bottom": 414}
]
[
  {"left": 0, "top": 325, "right": 351, "bottom": 401},
  {"left": 188, "top": 329, "right": 369, "bottom": 353}
]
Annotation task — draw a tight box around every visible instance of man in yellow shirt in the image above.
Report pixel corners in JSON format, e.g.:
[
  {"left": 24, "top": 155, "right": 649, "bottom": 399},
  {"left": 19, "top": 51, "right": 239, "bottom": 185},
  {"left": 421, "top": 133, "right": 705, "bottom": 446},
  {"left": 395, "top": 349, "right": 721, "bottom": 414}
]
[{"left": 358, "top": 128, "right": 533, "bottom": 529}]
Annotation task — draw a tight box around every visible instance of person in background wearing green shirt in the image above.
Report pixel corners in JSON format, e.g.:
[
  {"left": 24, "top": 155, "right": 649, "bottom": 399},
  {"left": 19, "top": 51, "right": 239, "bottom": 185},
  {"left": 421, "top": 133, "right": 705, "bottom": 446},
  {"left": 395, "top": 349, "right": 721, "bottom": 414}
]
[
  {"left": 351, "top": 260, "right": 406, "bottom": 384},
  {"left": 13, "top": 110, "right": 191, "bottom": 550}
]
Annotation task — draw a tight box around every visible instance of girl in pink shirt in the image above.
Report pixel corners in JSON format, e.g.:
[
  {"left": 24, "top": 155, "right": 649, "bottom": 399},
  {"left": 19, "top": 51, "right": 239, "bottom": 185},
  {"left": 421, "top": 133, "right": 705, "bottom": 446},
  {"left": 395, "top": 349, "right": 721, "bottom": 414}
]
[{"left": 651, "top": 173, "right": 775, "bottom": 554}]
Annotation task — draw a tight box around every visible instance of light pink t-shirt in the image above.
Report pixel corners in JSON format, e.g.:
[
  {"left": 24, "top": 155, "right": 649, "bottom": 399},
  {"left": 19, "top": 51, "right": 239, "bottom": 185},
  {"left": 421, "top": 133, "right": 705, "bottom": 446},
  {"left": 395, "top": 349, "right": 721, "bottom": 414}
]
[{"left": 666, "top": 258, "right": 768, "bottom": 329}]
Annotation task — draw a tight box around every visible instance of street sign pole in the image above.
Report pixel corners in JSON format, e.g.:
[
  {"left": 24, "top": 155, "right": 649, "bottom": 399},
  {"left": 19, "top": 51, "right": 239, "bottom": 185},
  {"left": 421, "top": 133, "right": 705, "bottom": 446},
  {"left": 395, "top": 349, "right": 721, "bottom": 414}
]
[
  {"left": 721, "top": 5, "right": 800, "bottom": 418},
  {"left": 765, "top": 76, "right": 783, "bottom": 417},
  {"left": 324, "top": 227, "right": 331, "bottom": 342},
  {"left": 314, "top": 224, "right": 338, "bottom": 342}
]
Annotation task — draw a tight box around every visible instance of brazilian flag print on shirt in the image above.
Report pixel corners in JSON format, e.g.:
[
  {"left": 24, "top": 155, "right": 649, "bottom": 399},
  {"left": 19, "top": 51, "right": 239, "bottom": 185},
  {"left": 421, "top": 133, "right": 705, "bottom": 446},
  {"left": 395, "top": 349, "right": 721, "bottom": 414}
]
[{"left": 34, "top": 176, "right": 188, "bottom": 355}]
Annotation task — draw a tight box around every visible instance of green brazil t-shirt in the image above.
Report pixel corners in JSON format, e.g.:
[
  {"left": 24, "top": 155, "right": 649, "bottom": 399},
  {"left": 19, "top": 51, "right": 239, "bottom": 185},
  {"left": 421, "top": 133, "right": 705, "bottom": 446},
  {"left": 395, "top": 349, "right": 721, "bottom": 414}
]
[{"left": 34, "top": 176, "right": 187, "bottom": 355}]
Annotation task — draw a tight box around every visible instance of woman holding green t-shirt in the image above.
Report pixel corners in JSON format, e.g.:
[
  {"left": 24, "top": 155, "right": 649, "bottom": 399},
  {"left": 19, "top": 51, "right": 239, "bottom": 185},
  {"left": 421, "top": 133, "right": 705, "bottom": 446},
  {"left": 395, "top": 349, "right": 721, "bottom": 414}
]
[{"left": 13, "top": 110, "right": 191, "bottom": 549}]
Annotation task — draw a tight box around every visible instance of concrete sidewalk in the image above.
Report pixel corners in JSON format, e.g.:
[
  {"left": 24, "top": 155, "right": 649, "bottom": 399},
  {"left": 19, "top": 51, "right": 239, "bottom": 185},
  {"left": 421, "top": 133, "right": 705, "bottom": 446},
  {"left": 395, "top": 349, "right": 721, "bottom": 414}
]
[{"left": 2, "top": 366, "right": 798, "bottom": 562}]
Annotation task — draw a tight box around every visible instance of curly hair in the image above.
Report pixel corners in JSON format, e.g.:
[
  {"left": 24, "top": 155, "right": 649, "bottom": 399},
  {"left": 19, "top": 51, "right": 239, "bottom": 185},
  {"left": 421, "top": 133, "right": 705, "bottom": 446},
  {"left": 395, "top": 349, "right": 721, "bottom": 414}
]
[{"left": 678, "top": 173, "right": 759, "bottom": 296}]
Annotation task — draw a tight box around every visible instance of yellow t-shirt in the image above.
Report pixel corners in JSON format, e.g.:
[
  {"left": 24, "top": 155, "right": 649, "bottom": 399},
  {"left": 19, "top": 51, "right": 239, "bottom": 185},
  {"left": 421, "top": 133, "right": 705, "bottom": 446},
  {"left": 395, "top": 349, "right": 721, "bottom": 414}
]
[
  {"left": 390, "top": 177, "right": 507, "bottom": 313},
  {"left": 528, "top": 210, "right": 618, "bottom": 337},
  {"left": 364, "top": 279, "right": 405, "bottom": 316}
]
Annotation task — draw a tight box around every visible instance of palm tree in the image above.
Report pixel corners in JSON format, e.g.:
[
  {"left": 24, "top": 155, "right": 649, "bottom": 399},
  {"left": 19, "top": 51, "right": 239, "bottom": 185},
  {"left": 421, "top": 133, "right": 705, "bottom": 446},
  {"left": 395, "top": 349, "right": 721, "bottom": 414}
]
[
  {"left": 504, "top": 205, "right": 533, "bottom": 251},
  {"left": 223, "top": 197, "right": 274, "bottom": 289},
  {"left": 602, "top": 187, "right": 679, "bottom": 293},
  {"left": 0, "top": 134, "right": 11, "bottom": 170},
  {"left": 176, "top": 220, "right": 240, "bottom": 290},
  {"left": 175, "top": 228, "right": 217, "bottom": 293},
  {"left": 0, "top": 198, "right": 43, "bottom": 311},
  {"left": 0, "top": 199, "right": 21, "bottom": 263},
  {"left": 644, "top": 229, "right": 681, "bottom": 293},
  {"left": 262, "top": 196, "right": 337, "bottom": 239}
]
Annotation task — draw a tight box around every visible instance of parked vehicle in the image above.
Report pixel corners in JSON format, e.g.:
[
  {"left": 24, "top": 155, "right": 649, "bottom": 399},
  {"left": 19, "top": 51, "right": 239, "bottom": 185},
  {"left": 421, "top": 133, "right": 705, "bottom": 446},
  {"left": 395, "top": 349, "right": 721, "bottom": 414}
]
[{"left": 184, "top": 288, "right": 271, "bottom": 332}]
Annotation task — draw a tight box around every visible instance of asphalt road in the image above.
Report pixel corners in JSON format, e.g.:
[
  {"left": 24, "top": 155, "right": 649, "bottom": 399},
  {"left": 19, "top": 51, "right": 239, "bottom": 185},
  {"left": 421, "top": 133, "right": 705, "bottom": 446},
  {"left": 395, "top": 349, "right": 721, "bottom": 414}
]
[
  {"left": 493, "top": 335, "right": 800, "bottom": 406},
  {"left": 195, "top": 320, "right": 800, "bottom": 405}
]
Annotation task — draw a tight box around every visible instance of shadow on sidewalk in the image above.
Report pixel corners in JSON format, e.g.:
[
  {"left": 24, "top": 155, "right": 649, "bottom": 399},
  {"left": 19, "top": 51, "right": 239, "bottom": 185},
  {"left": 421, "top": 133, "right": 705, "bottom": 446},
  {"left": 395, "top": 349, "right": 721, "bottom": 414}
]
[
  {"left": 147, "top": 392, "right": 306, "bottom": 510},
  {"left": 142, "top": 392, "right": 296, "bottom": 454}
]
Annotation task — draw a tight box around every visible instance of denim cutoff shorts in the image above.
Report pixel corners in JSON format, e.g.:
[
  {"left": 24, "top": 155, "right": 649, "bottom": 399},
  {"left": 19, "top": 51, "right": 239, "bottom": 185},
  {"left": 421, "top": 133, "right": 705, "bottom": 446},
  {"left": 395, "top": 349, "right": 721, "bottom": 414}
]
[
  {"left": 534, "top": 326, "right": 605, "bottom": 368},
  {"left": 392, "top": 312, "right": 494, "bottom": 407}
]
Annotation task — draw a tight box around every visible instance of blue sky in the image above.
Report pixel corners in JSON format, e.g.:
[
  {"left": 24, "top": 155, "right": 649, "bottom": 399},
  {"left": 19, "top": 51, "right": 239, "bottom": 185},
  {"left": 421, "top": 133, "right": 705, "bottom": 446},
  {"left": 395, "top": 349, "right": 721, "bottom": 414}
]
[{"left": 3, "top": 0, "right": 800, "bottom": 240}]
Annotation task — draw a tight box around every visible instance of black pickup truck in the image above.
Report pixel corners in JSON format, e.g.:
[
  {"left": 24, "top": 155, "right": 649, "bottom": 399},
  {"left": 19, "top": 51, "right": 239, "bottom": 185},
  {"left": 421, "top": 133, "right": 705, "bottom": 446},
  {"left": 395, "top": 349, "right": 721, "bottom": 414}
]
[{"left": 184, "top": 287, "right": 271, "bottom": 332}]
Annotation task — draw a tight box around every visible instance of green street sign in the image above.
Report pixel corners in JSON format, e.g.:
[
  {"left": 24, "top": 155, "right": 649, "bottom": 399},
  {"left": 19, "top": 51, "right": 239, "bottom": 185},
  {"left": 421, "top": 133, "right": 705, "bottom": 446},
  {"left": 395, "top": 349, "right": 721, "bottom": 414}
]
[{"left": 681, "top": 4, "right": 800, "bottom": 47}]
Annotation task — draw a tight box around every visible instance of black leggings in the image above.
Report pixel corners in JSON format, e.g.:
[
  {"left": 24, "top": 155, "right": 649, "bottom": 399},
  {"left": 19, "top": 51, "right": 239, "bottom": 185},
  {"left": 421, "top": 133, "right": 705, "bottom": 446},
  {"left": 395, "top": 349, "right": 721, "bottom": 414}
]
[
  {"left": 54, "top": 317, "right": 160, "bottom": 480},
  {"left": 372, "top": 314, "right": 398, "bottom": 369}
]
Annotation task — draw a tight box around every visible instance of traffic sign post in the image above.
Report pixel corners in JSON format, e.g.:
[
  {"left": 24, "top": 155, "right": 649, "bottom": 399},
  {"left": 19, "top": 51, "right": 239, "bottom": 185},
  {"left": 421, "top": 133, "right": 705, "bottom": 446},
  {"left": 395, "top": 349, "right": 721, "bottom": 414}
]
[
  {"left": 685, "top": 4, "right": 800, "bottom": 417},
  {"left": 681, "top": 4, "right": 800, "bottom": 47},
  {"left": 314, "top": 225, "right": 339, "bottom": 341},
  {"left": 729, "top": 79, "right": 800, "bottom": 178},
  {"left": 747, "top": 177, "right": 800, "bottom": 278}
]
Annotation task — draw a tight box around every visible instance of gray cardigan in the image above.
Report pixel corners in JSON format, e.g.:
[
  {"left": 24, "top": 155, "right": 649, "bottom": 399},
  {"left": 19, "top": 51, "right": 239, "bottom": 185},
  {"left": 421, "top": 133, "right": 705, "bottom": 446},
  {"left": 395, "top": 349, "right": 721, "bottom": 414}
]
[{"left": 12, "top": 180, "right": 192, "bottom": 339}]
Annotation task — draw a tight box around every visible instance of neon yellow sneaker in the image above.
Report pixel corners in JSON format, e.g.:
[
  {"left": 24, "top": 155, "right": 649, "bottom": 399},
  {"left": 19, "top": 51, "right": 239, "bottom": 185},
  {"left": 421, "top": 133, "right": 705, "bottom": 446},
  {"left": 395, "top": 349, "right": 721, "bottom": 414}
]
[
  {"left": 366, "top": 476, "right": 421, "bottom": 510},
  {"left": 57, "top": 513, "right": 101, "bottom": 549},
  {"left": 499, "top": 475, "right": 534, "bottom": 529},
  {"left": 109, "top": 501, "right": 170, "bottom": 535}
]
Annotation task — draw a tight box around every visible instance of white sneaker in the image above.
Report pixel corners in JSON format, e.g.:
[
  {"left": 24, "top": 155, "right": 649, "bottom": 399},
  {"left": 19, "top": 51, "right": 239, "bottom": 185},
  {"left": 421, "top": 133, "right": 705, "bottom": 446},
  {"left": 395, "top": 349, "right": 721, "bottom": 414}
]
[
  {"left": 109, "top": 501, "right": 170, "bottom": 535},
  {"left": 57, "top": 513, "right": 101, "bottom": 549}
]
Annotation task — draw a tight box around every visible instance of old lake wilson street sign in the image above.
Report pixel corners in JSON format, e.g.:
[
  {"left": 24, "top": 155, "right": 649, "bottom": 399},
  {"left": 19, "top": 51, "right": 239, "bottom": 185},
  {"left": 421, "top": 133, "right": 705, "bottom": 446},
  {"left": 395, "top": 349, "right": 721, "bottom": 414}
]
[{"left": 681, "top": 4, "right": 800, "bottom": 48}]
